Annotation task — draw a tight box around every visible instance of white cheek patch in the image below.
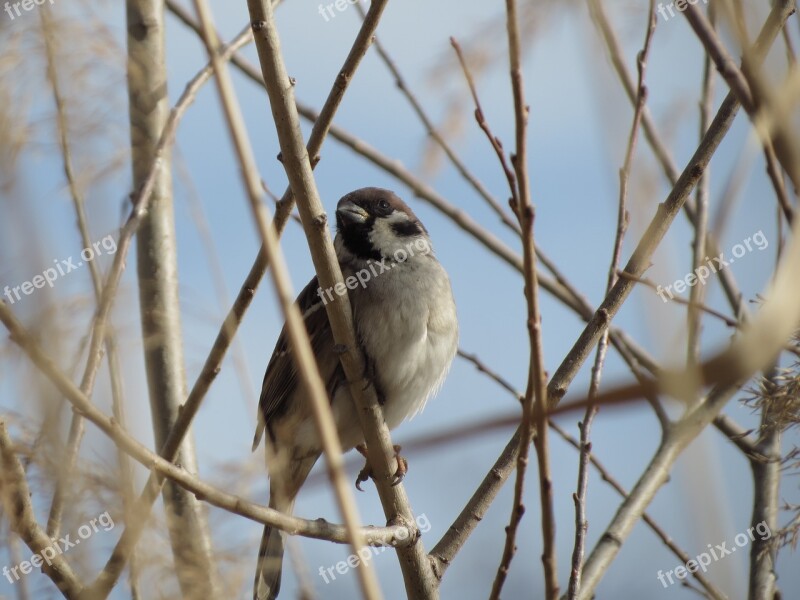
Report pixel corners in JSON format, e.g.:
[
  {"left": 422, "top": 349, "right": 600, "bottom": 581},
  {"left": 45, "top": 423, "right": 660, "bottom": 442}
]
[{"left": 368, "top": 215, "right": 409, "bottom": 255}]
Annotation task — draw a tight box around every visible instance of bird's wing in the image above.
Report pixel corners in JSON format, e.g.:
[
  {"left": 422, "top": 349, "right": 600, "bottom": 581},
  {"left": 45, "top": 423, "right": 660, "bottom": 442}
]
[{"left": 252, "top": 275, "right": 340, "bottom": 450}]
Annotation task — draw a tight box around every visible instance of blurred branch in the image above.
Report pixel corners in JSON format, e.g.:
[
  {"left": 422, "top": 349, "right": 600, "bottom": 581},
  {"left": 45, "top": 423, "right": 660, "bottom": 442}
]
[
  {"left": 39, "top": 9, "right": 141, "bottom": 597},
  {"left": 0, "top": 421, "right": 83, "bottom": 597},
  {"left": 0, "top": 7, "right": 202, "bottom": 596},
  {"left": 131, "top": 0, "right": 222, "bottom": 593},
  {"left": 684, "top": 1, "right": 800, "bottom": 192},
  {"left": 85, "top": 27, "right": 254, "bottom": 598},
  {"left": 684, "top": 2, "right": 795, "bottom": 224}
]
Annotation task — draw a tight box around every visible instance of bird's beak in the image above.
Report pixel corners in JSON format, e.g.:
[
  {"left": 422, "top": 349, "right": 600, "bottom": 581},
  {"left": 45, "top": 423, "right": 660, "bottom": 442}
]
[{"left": 336, "top": 200, "right": 369, "bottom": 225}]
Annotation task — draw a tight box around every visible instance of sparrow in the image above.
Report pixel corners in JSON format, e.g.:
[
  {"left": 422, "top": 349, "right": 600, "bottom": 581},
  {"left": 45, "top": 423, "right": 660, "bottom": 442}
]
[{"left": 252, "top": 187, "right": 458, "bottom": 600}]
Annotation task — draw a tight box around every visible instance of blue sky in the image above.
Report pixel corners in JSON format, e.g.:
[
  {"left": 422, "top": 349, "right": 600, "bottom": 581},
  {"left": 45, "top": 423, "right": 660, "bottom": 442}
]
[{"left": 0, "top": 0, "right": 798, "bottom": 598}]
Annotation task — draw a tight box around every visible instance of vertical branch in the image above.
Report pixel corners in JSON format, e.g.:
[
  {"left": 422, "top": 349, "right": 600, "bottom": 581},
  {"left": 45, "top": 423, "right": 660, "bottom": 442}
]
[
  {"left": 568, "top": 5, "right": 654, "bottom": 597},
  {"left": 749, "top": 372, "right": 782, "bottom": 599},
  {"left": 39, "top": 9, "right": 141, "bottom": 597},
  {"left": 490, "top": 1, "right": 556, "bottom": 598},
  {"left": 125, "top": 0, "right": 221, "bottom": 596},
  {"left": 688, "top": 4, "right": 715, "bottom": 365},
  {"left": 84, "top": 30, "right": 256, "bottom": 599}
]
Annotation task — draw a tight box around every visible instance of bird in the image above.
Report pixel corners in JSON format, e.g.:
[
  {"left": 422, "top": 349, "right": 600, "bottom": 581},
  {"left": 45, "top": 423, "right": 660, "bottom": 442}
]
[{"left": 252, "top": 187, "right": 458, "bottom": 600}]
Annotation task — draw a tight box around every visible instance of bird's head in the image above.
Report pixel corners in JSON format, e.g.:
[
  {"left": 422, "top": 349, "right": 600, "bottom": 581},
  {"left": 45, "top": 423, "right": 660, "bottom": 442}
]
[{"left": 335, "top": 187, "right": 431, "bottom": 262}]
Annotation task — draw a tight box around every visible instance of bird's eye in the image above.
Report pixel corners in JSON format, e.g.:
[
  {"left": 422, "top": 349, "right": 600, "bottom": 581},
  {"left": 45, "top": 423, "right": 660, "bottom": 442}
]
[{"left": 379, "top": 199, "right": 391, "bottom": 211}]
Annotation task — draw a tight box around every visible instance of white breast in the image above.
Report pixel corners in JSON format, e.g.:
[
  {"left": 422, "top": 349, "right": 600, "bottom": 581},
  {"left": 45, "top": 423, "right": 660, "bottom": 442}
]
[{"left": 350, "top": 254, "right": 458, "bottom": 430}]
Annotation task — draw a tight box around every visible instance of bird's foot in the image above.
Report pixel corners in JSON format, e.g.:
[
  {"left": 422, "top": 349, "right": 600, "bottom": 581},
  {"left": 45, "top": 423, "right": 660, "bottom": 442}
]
[{"left": 355, "top": 444, "right": 408, "bottom": 491}]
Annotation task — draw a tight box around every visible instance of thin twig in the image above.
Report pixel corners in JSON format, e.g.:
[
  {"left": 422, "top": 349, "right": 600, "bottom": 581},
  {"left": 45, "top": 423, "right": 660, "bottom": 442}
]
[
  {"left": 617, "top": 271, "right": 738, "bottom": 327},
  {"left": 450, "top": 38, "right": 519, "bottom": 211},
  {"left": 688, "top": 2, "right": 715, "bottom": 368},
  {"left": 489, "top": 1, "right": 556, "bottom": 597},
  {"left": 568, "top": 5, "right": 654, "bottom": 596},
  {"left": 357, "top": 4, "right": 519, "bottom": 234}
]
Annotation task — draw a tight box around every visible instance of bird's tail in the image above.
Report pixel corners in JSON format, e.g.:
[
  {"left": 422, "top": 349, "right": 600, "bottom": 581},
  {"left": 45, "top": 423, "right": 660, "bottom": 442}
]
[
  {"left": 253, "top": 455, "right": 318, "bottom": 600},
  {"left": 253, "top": 498, "right": 293, "bottom": 600}
]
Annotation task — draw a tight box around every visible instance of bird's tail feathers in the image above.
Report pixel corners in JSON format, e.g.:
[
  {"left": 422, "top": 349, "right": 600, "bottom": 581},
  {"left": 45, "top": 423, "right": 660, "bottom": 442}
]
[{"left": 253, "top": 454, "right": 318, "bottom": 600}]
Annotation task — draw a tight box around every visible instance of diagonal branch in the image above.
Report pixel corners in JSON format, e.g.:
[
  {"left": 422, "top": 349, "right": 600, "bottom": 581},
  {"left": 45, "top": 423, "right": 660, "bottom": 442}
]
[
  {"left": 189, "top": 0, "right": 384, "bottom": 598},
  {"left": 0, "top": 304, "right": 418, "bottom": 550},
  {"left": 245, "top": 0, "right": 439, "bottom": 597}
]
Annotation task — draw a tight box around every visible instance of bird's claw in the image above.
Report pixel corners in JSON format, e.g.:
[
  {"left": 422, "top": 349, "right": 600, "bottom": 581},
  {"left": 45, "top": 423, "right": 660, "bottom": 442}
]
[
  {"left": 354, "top": 444, "right": 408, "bottom": 491},
  {"left": 355, "top": 466, "right": 370, "bottom": 492},
  {"left": 390, "top": 452, "right": 408, "bottom": 486}
]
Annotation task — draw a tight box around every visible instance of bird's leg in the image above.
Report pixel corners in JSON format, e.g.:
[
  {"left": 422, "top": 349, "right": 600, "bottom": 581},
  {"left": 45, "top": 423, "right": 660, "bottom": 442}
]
[{"left": 355, "top": 444, "right": 408, "bottom": 491}]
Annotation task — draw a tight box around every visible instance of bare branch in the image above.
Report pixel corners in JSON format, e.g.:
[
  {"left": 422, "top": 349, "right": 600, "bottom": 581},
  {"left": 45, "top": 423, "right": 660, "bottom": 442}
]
[
  {"left": 0, "top": 421, "right": 83, "bottom": 597},
  {"left": 568, "top": 4, "right": 654, "bottom": 596}
]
